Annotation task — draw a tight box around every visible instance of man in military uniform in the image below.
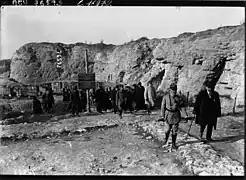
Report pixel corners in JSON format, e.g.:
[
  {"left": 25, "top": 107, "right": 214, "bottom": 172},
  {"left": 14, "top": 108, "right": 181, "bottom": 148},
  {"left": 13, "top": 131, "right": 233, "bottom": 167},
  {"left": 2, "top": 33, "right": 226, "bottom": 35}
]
[
  {"left": 193, "top": 81, "right": 221, "bottom": 141},
  {"left": 160, "top": 83, "right": 188, "bottom": 150}
]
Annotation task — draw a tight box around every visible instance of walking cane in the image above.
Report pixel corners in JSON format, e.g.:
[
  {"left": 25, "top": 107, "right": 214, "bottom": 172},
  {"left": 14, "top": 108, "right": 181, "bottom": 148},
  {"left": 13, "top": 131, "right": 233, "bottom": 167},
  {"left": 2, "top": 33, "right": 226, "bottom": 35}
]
[{"left": 185, "top": 114, "right": 195, "bottom": 139}]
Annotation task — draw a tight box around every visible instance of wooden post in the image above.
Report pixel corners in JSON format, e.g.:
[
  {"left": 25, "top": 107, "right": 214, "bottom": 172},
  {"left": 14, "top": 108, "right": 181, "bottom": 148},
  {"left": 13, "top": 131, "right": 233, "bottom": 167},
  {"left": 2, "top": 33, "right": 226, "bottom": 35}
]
[
  {"left": 85, "top": 49, "right": 91, "bottom": 113},
  {"left": 232, "top": 93, "right": 238, "bottom": 114},
  {"left": 187, "top": 91, "right": 189, "bottom": 106}
]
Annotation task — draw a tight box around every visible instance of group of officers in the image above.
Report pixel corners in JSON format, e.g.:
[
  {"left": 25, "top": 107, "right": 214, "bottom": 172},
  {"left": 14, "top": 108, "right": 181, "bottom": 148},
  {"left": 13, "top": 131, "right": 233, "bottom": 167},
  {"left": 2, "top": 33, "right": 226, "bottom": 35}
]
[
  {"left": 32, "top": 80, "right": 221, "bottom": 151},
  {"left": 61, "top": 82, "right": 152, "bottom": 117}
]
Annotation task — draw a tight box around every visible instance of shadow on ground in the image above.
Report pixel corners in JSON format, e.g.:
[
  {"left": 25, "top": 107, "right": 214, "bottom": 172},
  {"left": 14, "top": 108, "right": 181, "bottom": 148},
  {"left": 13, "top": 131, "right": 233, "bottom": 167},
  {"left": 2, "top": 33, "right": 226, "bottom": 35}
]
[{"left": 221, "top": 110, "right": 245, "bottom": 117}]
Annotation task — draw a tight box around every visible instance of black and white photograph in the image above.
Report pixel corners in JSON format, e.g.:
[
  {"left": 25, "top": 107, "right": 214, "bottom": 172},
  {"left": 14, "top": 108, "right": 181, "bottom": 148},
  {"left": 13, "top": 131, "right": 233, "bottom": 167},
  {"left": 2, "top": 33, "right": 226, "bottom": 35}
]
[{"left": 0, "top": 6, "right": 244, "bottom": 175}]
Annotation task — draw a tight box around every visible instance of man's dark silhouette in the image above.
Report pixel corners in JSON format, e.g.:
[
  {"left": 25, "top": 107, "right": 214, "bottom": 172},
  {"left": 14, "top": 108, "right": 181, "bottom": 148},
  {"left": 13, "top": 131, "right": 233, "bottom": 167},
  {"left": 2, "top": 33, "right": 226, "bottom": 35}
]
[
  {"left": 70, "top": 86, "right": 80, "bottom": 116},
  {"left": 95, "top": 86, "right": 104, "bottom": 113},
  {"left": 32, "top": 96, "right": 43, "bottom": 114},
  {"left": 116, "top": 85, "right": 125, "bottom": 119},
  {"left": 193, "top": 81, "right": 221, "bottom": 141}
]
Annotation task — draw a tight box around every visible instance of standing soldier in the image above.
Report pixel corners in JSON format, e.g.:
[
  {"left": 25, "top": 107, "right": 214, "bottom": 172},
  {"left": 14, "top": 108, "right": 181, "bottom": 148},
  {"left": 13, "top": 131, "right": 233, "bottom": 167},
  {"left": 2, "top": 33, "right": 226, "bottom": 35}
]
[
  {"left": 144, "top": 81, "right": 156, "bottom": 115},
  {"left": 193, "top": 81, "right": 221, "bottom": 141},
  {"left": 70, "top": 86, "right": 80, "bottom": 117},
  {"left": 160, "top": 83, "right": 188, "bottom": 150}
]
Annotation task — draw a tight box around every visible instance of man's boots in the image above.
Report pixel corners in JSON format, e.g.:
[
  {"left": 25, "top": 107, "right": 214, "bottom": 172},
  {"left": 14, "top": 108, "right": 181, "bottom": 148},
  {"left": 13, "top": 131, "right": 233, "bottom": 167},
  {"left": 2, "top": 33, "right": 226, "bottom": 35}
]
[
  {"left": 162, "top": 132, "right": 170, "bottom": 147},
  {"left": 171, "top": 134, "right": 178, "bottom": 150}
]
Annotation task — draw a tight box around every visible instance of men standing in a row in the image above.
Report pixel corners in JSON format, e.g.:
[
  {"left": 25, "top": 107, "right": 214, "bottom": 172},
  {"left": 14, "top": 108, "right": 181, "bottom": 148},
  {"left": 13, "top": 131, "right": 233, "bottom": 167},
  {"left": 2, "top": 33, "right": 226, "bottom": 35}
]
[
  {"left": 70, "top": 86, "right": 80, "bottom": 117},
  {"left": 144, "top": 81, "right": 156, "bottom": 115},
  {"left": 160, "top": 83, "right": 188, "bottom": 150},
  {"left": 193, "top": 81, "right": 221, "bottom": 141}
]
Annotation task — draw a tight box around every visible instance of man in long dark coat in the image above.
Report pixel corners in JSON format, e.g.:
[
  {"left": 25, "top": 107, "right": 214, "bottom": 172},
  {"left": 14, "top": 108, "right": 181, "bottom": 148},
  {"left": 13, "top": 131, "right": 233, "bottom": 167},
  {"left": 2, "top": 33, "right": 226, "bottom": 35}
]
[
  {"left": 124, "top": 85, "right": 134, "bottom": 113},
  {"left": 138, "top": 82, "right": 145, "bottom": 110},
  {"left": 63, "top": 87, "right": 70, "bottom": 102},
  {"left": 32, "top": 96, "right": 43, "bottom": 114},
  {"left": 95, "top": 86, "right": 104, "bottom": 113},
  {"left": 193, "top": 81, "right": 221, "bottom": 141},
  {"left": 70, "top": 86, "right": 80, "bottom": 116},
  {"left": 42, "top": 87, "right": 54, "bottom": 114}
]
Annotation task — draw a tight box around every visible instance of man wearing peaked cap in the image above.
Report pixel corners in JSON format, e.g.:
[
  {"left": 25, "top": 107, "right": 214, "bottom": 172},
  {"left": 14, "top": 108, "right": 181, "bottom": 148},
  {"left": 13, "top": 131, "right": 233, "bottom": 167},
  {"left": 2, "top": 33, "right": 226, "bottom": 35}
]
[{"left": 160, "top": 82, "right": 188, "bottom": 151}]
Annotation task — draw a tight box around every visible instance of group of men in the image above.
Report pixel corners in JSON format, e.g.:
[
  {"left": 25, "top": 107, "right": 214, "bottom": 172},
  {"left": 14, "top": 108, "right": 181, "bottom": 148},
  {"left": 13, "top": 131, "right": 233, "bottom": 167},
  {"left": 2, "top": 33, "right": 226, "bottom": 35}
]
[
  {"left": 61, "top": 81, "right": 157, "bottom": 118},
  {"left": 95, "top": 82, "right": 149, "bottom": 117},
  {"left": 160, "top": 81, "right": 221, "bottom": 150},
  {"left": 32, "top": 87, "right": 55, "bottom": 114},
  {"left": 32, "top": 80, "right": 221, "bottom": 151}
]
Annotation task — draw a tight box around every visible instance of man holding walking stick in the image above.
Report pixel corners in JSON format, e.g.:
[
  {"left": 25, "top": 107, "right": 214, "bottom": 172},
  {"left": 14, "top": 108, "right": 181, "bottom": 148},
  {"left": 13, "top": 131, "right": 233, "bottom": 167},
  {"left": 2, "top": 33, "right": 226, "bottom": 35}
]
[{"left": 193, "top": 81, "right": 221, "bottom": 142}]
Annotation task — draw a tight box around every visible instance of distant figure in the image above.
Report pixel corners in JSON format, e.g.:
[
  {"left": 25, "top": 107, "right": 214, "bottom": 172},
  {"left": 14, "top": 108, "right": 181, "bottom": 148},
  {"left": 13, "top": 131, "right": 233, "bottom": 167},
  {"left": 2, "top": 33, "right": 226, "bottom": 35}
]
[
  {"left": 104, "top": 87, "right": 112, "bottom": 111},
  {"left": 95, "top": 86, "right": 105, "bottom": 113},
  {"left": 160, "top": 83, "right": 188, "bottom": 150},
  {"left": 42, "top": 87, "right": 54, "bottom": 114},
  {"left": 70, "top": 86, "right": 80, "bottom": 116},
  {"left": 79, "top": 89, "right": 87, "bottom": 112},
  {"left": 116, "top": 85, "right": 125, "bottom": 119},
  {"left": 138, "top": 82, "right": 145, "bottom": 110},
  {"left": 32, "top": 96, "right": 43, "bottom": 114},
  {"left": 124, "top": 85, "right": 134, "bottom": 113},
  {"left": 89, "top": 88, "right": 95, "bottom": 106},
  {"left": 144, "top": 81, "right": 156, "bottom": 115},
  {"left": 110, "top": 86, "right": 118, "bottom": 114},
  {"left": 193, "top": 81, "right": 221, "bottom": 142},
  {"left": 63, "top": 87, "right": 70, "bottom": 102}
]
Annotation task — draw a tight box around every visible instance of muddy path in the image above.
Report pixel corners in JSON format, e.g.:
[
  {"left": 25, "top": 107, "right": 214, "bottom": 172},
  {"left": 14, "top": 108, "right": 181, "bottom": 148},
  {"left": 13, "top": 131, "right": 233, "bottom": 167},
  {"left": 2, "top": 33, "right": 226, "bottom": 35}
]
[{"left": 0, "top": 123, "right": 191, "bottom": 175}]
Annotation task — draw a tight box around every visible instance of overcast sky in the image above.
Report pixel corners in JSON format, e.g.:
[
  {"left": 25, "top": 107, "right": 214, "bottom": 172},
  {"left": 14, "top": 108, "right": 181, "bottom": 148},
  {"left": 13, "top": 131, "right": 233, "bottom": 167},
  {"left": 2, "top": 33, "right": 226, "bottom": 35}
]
[{"left": 0, "top": 6, "right": 244, "bottom": 59}]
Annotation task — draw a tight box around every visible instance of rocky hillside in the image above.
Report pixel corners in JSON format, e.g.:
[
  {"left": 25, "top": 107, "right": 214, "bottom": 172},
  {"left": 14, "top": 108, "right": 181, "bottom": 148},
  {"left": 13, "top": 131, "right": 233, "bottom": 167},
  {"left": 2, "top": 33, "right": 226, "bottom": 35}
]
[{"left": 5, "top": 24, "right": 245, "bottom": 111}]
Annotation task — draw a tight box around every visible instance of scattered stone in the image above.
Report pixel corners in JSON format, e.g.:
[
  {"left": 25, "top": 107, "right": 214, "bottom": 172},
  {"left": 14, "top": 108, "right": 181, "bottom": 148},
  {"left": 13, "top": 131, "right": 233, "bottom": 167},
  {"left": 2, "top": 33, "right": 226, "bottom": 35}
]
[
  {"left": 199, "top": 171, "right": 211, "bottom": 176},
  {"left": 49, "top": 167, "right": 56, "bottom": 171},
  {"left": 146, "top": 136, "right": 152, "bottom": 140},
  {"left": 12, "top": 155, "right": 19, "bottom": 160}
]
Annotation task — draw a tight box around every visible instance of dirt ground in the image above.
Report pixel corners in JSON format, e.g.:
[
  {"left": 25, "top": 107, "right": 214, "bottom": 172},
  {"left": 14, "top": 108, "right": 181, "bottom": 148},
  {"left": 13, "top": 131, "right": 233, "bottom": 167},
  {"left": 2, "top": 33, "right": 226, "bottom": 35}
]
[
  {"left": 0, "top": 98, "right": 244, "bottom": 175},
  {"left": 0, "top": 114, "right": 190, "bottom": 175}
]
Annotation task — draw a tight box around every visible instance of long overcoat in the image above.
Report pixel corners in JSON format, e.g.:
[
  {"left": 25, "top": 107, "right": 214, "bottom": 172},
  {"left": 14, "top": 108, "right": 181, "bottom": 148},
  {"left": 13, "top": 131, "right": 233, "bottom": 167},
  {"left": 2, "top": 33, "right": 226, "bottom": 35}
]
[
  {"left": 193, "top": 90, "right": 221, "bottom": 129},
  {"left": 144, "top": 85, "right": 156, "bottom": 107},
  {"left": 116, "top": 88, "right": 127, "bottom": 111}
]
